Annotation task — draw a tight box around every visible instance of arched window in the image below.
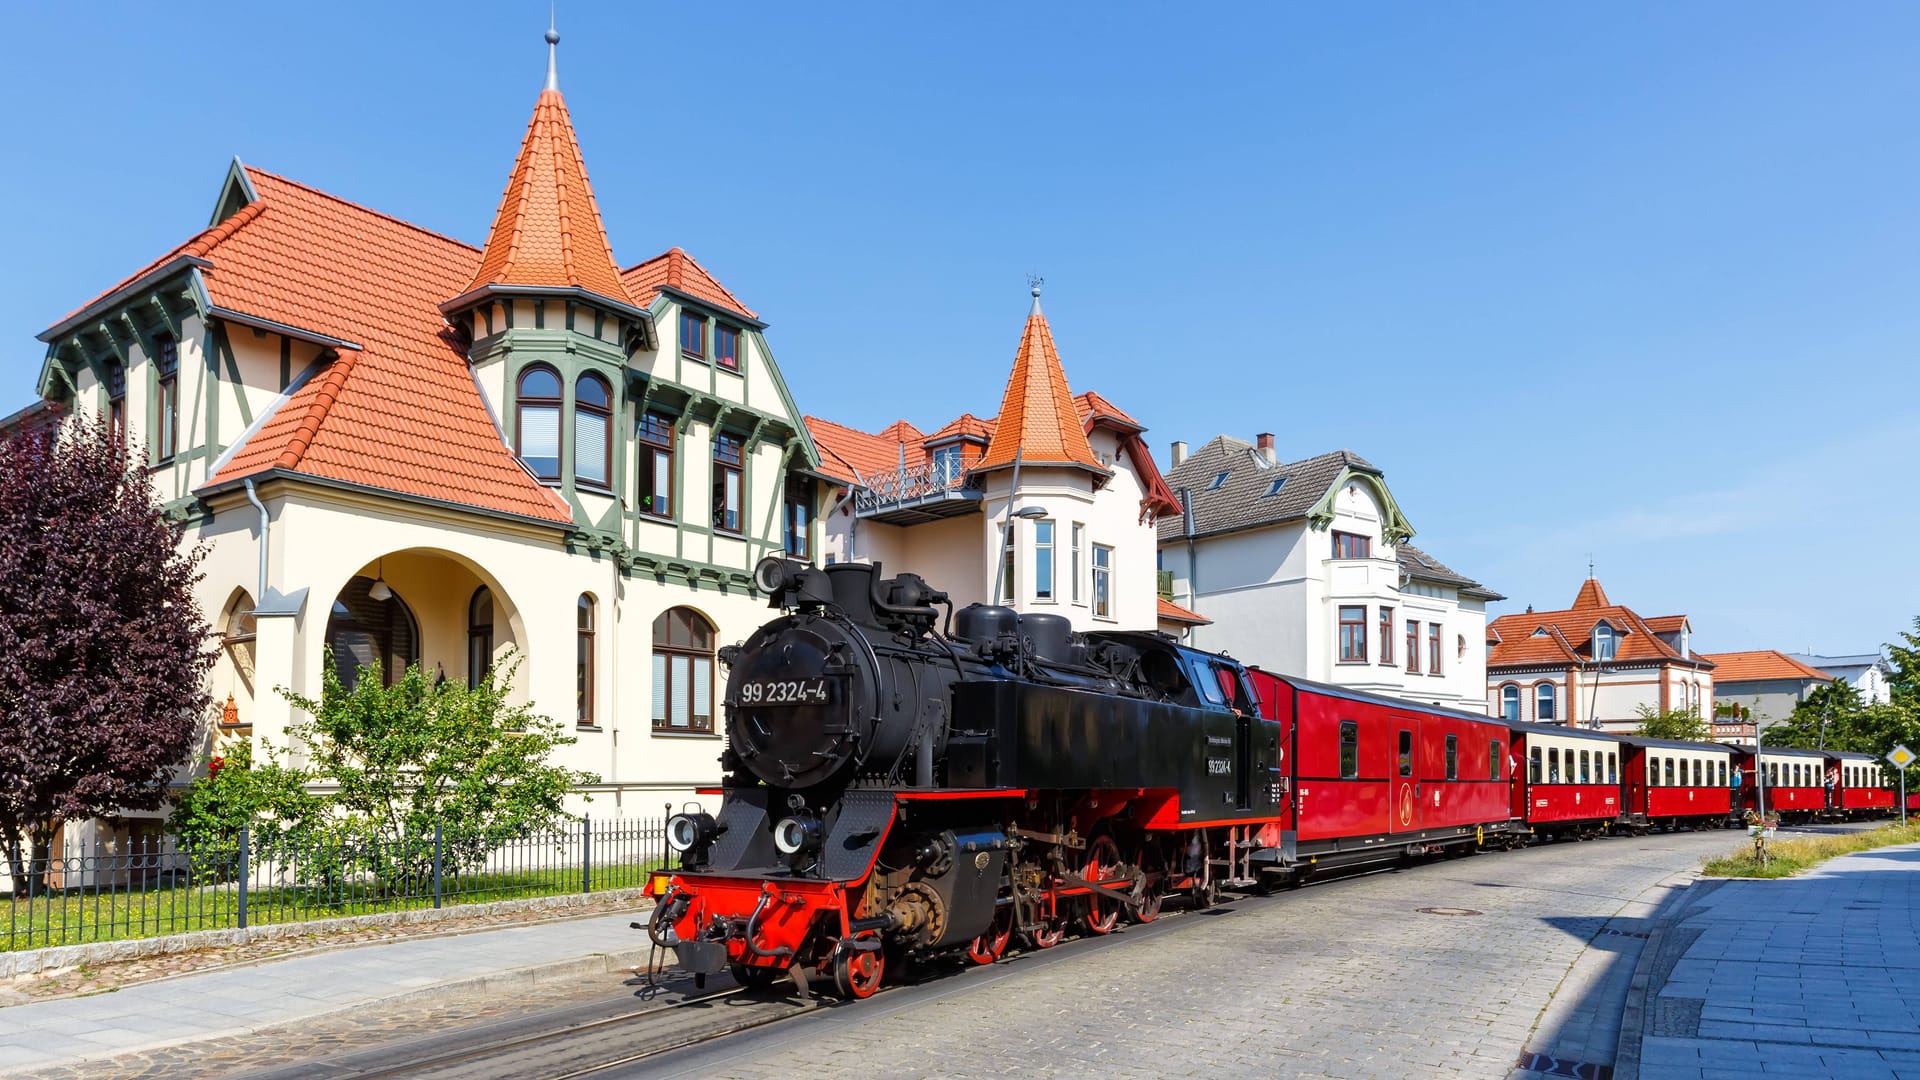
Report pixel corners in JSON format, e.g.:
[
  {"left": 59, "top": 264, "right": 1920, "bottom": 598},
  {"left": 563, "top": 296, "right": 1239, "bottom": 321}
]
[
  {"left": 574, "top": 373, "right": 612, "bottom": 489},
  {"left": 577, "top": 594, "right": 597, "bottom": 726},
  {"left": 222, "top": 590, "right": 258, "bottom": 695},
  {"left": 1500, "top": 684, "right": 1520, "bottom": 722},
  {"left": 468, "top": 587, "right": 494, "bottom": 689},
  {"left": 1592, "top": 623, "right": 1616, "bottom": 662},
  {"left": 653, "top": 607, "right": 714, "bottom": 733},
  {"left": 1535, "top": 682, "right": 1556, "bottom": 722},
  {"left": 326, "top": 575, "right": 419, "bottom": 690},
  {"left": 516, "top": 365, "right": 562, "bottom": 481}
]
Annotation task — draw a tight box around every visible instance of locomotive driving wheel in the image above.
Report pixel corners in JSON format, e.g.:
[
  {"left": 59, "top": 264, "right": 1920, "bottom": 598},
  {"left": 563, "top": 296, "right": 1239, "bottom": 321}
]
[
  {"left": 1129, "top": 842, "right": 1166, "bottom": 923},
  {"left": 832, "top": 938, "right": 885, "bottom": 999},
  {"left": 966, "top": 903, "right": 1014, "bottom": 965},
  {"left": 1026, "top": 918, "right": 1067, "bottom": 949},
  {"left": 1080, "top": 834, "right": 1124, "bottom": 935}
]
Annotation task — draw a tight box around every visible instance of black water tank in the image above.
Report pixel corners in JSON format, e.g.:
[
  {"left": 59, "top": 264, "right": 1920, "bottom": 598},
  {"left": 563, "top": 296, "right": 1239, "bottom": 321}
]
[
  {"left": 1021, "top": 612, "right": 1074, "bottom": 665},
  {"left": 954, "top": 604, "right": 1018, "bottom": 642}
]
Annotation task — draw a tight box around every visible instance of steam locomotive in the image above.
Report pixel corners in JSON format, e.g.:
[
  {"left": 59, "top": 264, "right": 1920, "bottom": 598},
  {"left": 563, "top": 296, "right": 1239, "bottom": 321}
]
[{"left": 645, "top": 556, "right": 1285, "bottom": 997}]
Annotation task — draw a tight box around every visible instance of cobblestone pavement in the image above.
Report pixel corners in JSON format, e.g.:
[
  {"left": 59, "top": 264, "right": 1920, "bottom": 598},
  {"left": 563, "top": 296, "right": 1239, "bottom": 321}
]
[
  {"left": 0, "top": 891, "right": 655, "bottom": 1005},
  {"left": 636, "top": 826, "right": 1799, "bottom": 1080},
  {"left": 7, "top": 825, "right": 1856, "bottom": 1080}
]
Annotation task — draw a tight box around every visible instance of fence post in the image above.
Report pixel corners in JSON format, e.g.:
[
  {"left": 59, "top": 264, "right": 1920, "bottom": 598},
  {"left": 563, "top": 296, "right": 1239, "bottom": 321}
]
[
  {"left": 433, "top": 820, "right": 443, "bottom": 909},
  {"left": 237, "top": 825, "right": 250, "bottom": 930},
  {"left": 581, "top": 815, "right": 592, "bottom": 894}
]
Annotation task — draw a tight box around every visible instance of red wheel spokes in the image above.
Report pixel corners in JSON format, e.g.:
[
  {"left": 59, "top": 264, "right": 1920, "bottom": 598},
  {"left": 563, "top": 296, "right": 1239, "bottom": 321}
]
[{"left": 1082, "top": 835, "right": 1123, "bottom": 935}]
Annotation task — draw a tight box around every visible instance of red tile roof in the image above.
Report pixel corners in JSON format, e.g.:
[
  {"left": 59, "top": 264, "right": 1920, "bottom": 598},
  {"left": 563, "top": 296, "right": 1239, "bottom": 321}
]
[
  {"left": 196, "top": 167, "right": 570, "bottom": 523},
  {"left": 1073, "top": 389, "right": 1141, "bottom": 429},
  {"left": 977, "top": 300, "right": 1103, "bottom": 472},
  {"left": 1701, "top": 650, "right": 1834, "bottom": 684},
  {"left": 804, "top": 415, "right": 908, "bottom": 486},
  {"left": 1572, "top": 578, "right": 1611, "bottom": 609},
  {"left": 1157, "top": 597, "right": 1211, "bottom": 625},
  {"left": 1488, "top": 578, "right": 1707, "bottom": 669},
  {"left": 464, "top": 89, "right": 633, "bottom": 307},
  {"left": 1644, "top": 615, "right": 1689, "bottom": 634},
  {"left": 926, "top": 413, "right": 994, "bottom": 442},
  {"left": 622, "top": 247, "right": 757, "bottom": 319}
]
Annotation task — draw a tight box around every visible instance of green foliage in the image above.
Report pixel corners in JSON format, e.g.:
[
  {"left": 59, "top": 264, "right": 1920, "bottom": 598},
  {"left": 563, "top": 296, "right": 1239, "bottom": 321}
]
[
  {"left": 1632, "top": 703, "right": 1710, "bottom": 742},
  {"left": 1768, "top": 672, "right": 1920, "bottom": 789},
  {"left": 277, "top": 648, "right": 597, "bottom": 883},
  {"left": 164, "top": 740, "right": 317, "bottom": 867},
  {"left": 1702, "top": 819, "right": 1920, "bottom": 879},
  {"left": 1889, "top": 617, "right": 1920, "bottom": 712}
]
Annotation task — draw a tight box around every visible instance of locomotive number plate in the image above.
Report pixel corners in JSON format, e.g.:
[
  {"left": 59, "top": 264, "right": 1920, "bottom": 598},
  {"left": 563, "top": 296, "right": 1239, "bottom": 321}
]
[{"left": 739, "top": 677, "right": 833, "bottom": 705}]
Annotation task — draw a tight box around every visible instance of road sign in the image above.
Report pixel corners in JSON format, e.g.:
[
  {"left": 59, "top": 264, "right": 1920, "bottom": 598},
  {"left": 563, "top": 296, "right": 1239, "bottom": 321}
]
[{"left": 1890, "top": 744, "right": 1916, "bottom": 769}]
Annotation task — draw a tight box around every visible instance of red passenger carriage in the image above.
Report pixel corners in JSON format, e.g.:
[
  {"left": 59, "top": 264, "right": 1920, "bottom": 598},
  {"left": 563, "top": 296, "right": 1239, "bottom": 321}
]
[
  {"left": 1825, "top": 751, "right": 1894, "bottom": 819},
  {"left": 1731, "top": 745, "right": 1828, "bottom": 822},
  {"left": 1504, "top": 721, "right": 1621, "bottom": 840},
  {"left": 1619, "top": 736, "right": 1735, "bottom": 831}
]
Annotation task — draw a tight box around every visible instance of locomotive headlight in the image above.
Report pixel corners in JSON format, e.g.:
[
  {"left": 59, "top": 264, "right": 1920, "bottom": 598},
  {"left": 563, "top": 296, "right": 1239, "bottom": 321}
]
[
  {"left": 772, "top": 812, "right": 823, "bottom": 856},
  {"left": 754, "top": 555, "right": 801, "bottom": 595},
  {"left": 666, "top": 811, "right": 718, "bottom": 853}
]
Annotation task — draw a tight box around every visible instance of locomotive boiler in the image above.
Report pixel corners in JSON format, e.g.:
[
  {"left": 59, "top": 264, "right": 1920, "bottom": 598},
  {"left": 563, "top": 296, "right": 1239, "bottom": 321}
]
[{"left": 646, "top": 557, "right": 1284, "bottom": 997}]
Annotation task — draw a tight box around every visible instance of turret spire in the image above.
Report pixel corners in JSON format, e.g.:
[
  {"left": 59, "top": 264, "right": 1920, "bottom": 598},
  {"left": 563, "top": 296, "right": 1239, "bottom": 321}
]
[
  {"left": 544, "top": 11, "right": 560, "bottom": 93},
  {"left": 1027, "top": 273, "right": 1044, "bottom": 315}
]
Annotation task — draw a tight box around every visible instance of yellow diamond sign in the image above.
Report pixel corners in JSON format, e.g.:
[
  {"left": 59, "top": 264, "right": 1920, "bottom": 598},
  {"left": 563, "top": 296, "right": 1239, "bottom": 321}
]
[{"left": 1890, "top": 744, "right": 1917, "bottom": 770}]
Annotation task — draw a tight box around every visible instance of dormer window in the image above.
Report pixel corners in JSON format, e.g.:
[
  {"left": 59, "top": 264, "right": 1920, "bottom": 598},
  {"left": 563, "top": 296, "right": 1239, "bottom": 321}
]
[
  {"left": 516, "top": 365, "right": 562, "bottom": 482},
  {"left": 1265, "top": 477, "right": 1288, "bottom": 497},
  {"left": 680, "top": 309, "right": 706, "bottom": 360},
  {"left": 1593, "top": 623, "right": 1617, "bottom": 662},
  {"left": 1209, "top": 471, "right": 1230, "bottom": 490},
  {"left": 715, "top": 324, "right": 739, "bottom": 371},
  {"left": 932, "top": 444, "right": 963, "bottom": 483}
]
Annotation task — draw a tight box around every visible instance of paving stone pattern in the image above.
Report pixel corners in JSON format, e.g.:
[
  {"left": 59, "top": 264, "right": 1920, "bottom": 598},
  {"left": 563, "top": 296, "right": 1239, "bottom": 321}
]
[{"left": 1620, "top": 842, "right": 1920, "bottom": 1080}]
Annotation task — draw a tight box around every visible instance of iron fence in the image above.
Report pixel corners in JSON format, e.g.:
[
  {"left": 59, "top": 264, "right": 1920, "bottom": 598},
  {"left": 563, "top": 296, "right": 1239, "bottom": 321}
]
[{"left": 3, "top": 814, "right": 668, "bottom": 953}]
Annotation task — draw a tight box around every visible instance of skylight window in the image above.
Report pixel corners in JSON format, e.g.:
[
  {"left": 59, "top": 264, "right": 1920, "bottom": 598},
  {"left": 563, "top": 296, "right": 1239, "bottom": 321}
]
[
  {"left": 1209, "top": 471, "right": 1230, "bottom": 490},
  {"left": 1265, "top": 477, "right": 1288, "bottom": 497}
]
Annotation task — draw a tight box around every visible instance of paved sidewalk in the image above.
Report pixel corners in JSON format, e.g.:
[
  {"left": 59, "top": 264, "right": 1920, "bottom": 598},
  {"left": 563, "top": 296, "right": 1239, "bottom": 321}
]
[
  {"left": 0, "top": 909, "right": 656, "bottom": 1077},
  {"left": 1618, "top": 841, "right": 1920, "bottom": 1080}
]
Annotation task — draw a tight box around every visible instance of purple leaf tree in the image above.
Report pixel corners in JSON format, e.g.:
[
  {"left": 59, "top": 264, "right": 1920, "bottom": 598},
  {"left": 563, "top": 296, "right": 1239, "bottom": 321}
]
[{"left": 0, "top": 415, "right": 216, "bottom": 894}]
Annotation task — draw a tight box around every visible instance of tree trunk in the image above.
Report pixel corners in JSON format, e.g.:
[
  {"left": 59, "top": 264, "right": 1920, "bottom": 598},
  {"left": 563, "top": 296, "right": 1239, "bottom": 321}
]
[
  {"left": 25, "top": 821, "right": 55, "bottom": 897},
  {"left": 1, "top": 822, "right": 26, "bottom": 899}
]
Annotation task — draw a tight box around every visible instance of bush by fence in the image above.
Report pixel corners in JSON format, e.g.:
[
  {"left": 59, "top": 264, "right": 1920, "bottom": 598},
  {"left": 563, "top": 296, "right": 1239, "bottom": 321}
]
[{"left": 3, "top": 815, "right": 666, "bottom": 952}]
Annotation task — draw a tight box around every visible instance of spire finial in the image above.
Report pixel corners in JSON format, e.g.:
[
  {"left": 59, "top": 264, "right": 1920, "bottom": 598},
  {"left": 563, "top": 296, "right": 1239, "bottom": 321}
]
[
  {"left": 1026, "top": 273, "right": 1044, "bottom": 314},
  {"left": 544, "top": 6, "right": 561, "bottom": 93},
  {"left": 1587, "top": 553, "right": 1595, "bottom": 580}
]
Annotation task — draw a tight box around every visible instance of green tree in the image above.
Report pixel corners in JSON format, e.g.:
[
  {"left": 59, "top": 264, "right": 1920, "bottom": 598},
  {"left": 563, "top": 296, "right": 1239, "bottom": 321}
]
[
  {"left": 1633, "top": 703, "right": 1710, "bottom": 742},
  {"left": 165, "top": 740, "right": 318, "bottom": 856},
  {"left": 278, "top": 649, "right": 597, "bottom": 882},
  {"left": 1888, "top": 618, "right": 1920, "bottom": 712}
]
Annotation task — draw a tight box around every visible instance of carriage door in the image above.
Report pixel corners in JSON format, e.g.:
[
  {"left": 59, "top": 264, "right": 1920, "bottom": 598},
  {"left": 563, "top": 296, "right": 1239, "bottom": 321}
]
[{"left": 1392, "top": 720, "right": 1421, "bottom": 833}]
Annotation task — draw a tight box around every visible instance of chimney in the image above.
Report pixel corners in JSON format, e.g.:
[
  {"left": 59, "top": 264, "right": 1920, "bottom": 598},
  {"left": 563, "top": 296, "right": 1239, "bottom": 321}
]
[
  {"left": 1170, "top": 441, "right": 1188, "bottom": 468},
  {"left": 1256, "top": 432, "right": 1275, "bottom": 466}
]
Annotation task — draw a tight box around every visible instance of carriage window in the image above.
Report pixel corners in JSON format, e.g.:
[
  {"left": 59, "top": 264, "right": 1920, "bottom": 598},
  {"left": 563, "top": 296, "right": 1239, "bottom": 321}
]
[
  {"left": 1664, "top": 758, "right": 1676, "bottom": 786},
  {"left": 1579, "top": 749, "right": 1590, "bottom": 784},
  {"left": 1719, "top": 761, "right": 1726, "bottom": 787},
  {"left": 1398, "top": 730, "right": 1413, "bottom": 778},
  {"left": 1693, "top": 760, "right": 1703, "bottom": 787},
  {"left": 1445, "top": 734, "right": 1458, "bottom": 780},
  {"left": 1548, "top": 748, "right": 1560, "bottom": 784},
  {"left": 1339, "top": 721, "right": 1359, "bottom": 779},
  {"left": 1529, "top": 747, "right": 1542, "bottom": 784},
  {"left": 1490, "top": 739, "right": 1502, "bottom": 781},
  {"left": 1608, "top": 752, "right": 1618, "bottom": 785}
]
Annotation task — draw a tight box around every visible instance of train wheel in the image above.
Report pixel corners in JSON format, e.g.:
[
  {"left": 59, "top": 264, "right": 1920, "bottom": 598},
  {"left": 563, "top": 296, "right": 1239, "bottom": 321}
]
[
  {"left": 832, "top": 943, "right": 884, "bottom": 999},
  {"left": 1026, "top": 917, "right": 1066, "bottom": 949},
  {"left": 967, "top": 905, "right": 1013, "bottom": 965},
  {"left": 729, "top": 963, "right": 785, "bottom": 991},
  {"left": 1129, "top": 844, "right": 1166, "bottom": 923},
  {"left": 1080, "top": 835, "right": 1123, "bottom": 935}
]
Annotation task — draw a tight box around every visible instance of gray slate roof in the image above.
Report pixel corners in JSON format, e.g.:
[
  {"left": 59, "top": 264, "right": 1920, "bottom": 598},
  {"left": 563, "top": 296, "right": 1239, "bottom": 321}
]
[
  {"left": 1158, "top": 435, "right": 1376, "bottom": 543},
  {"left": 1399, "top": 543, "right": 1505, "bottom": 602}
]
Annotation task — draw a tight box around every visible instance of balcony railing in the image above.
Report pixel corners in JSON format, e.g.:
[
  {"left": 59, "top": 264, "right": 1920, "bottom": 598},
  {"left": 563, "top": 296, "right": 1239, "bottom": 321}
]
[{"left": 854, "top": 459, "right": 983, "bottom": 523}]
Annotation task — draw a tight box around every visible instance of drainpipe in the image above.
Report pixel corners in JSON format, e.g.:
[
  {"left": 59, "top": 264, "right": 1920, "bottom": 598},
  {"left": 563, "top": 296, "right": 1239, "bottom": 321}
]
[
  {"left": 243, "top": 478, "right": 268, "bottom": 604},
  {"left": 1180, "top": 487, "right": 1197, "bottom": 646}
]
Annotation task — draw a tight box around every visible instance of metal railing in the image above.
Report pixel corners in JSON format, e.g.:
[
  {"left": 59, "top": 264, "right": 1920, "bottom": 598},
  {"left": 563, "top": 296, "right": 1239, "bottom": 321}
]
[
  {"left": 853, "top": 459, "right": 981, "bottom": 514},
  {"left": 3, "top": 815, "right": 667, "bottom": 953}
]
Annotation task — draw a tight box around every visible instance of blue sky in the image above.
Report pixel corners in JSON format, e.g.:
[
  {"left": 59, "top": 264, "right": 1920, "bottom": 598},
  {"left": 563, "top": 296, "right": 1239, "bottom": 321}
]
[{"left": 3, "top": 2, "right": 1916, "bottom": 655}]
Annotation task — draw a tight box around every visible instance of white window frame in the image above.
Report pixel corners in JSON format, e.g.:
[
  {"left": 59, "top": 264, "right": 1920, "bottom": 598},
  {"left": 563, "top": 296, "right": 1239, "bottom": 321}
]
[
  {"left": 1070, "top": 523, "right": 1084, "bottom": 605},
  {"left": 1091, "top": 543, "right": 1114, "bottom": 619},
  {"left": 1034, "top": 519, "right": 1056, "bottom": 602}
]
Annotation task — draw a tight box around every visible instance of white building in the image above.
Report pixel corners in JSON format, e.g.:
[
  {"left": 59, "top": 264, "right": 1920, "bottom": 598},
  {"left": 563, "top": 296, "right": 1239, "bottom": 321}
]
[
  {"left": 1787, "top": 652, "right": 1892, "bottom": 705},
  {"left": 1156, "top": 434, "right": 1500, "bottom": 712},
  {"left": 805, "top": 287, "right": 1199, "bottom": 637},
  {"left": 23, "top": 36, "right": 823, "bottom": 849},
  {"left": 1486, "top": 578, "right": 1716, "bottom": 732}
]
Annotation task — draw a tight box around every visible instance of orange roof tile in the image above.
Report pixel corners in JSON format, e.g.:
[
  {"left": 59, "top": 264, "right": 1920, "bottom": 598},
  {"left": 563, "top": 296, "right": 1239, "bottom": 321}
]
[
  {"left": 464, "top": 89, "right": 633, "bottom": 307},
  {"left": 1073, "top": 389, "right": 1141, "bottom": 429},
  {"left": 977, "top": 297, "right": 1103, "bottom": 472},
  {"left": 804, "top": 415, "right": 907, "bottom": 486},
  {"left": 1700, "top": 650, "right": 1835, "bottom": 684},
  {"left": 622, "top": 247, "right": 757, "bottom": 320},
  {"left": 926, "top": 413, "right": 995, "bottom": 443},
  {"left": 1572, "top": 578, "right": 1611, "bottom": 609},
  {"left": 195, "top": 167, "right": 570, "bottom": 524},
  {"left": 1157, "top": 597, "right": 1211, "bottom": 625},
  {"left": 1644, "top": 615, "right": 1688, "bottom": 634}
]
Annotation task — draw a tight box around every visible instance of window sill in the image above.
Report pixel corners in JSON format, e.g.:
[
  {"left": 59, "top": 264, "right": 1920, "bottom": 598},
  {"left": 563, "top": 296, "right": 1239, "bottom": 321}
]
[
  {"left": 577, "top": 483, "right": 613, "bottom": 496},
  {"left": 652, "top": 729, "right": 721, "bottom": 739},
  {"left": 713, "top": 529, "right": 744, "bottom": 539},
  {"left": 680, "top": 351, "right": 707, "bottom": 363},
  {"left": 576, "top": 725, "right": 605, "bottom": 733},
  {"left": 1336, "top": 660, "right": 1369, "bottom": 666}
]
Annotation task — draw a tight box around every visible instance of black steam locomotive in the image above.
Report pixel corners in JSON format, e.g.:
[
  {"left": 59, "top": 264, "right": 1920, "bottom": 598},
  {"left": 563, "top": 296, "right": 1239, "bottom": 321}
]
[{"left": 647, "top": 557, "right": 1282, "bottom": 997}]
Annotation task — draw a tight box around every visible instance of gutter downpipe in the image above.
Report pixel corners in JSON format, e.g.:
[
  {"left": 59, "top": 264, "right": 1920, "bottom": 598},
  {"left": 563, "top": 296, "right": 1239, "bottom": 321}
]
[
  {"left": 1180, "top": 487, "right": 1197, "bottom": 647},
  {"left": 244, "top": 478, "right": 268, "bottom": 604}
]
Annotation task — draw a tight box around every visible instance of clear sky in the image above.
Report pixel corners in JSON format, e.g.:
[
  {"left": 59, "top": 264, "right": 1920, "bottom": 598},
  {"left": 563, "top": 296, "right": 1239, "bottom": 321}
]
[{"left": 3, "top": 2, "right": 1916, "bottom": 656}]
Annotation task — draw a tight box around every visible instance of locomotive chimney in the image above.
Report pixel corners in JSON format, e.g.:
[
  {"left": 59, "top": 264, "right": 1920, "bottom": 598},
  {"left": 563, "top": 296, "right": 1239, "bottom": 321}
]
[
  {"left": 1170, "top": 440, "right": 1188, "bottom": 468},
  {"left": 1256, "top": 432, "right": 1275, "bottom": 466}
]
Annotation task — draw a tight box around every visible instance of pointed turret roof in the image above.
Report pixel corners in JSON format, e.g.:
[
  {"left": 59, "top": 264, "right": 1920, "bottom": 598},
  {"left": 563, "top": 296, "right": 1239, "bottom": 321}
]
[
  {"left": 458, "top": 52, "right": 634, "bottom": 310},
  {"left": 976, "top": 287, "right": 1104, "bottom": 472},
  {"left": 1572, "top": 578, "right": 1611, "bottom": 609}
]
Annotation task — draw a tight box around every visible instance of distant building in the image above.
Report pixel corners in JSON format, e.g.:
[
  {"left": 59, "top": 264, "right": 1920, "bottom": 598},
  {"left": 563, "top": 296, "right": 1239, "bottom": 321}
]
[
  {"left": 1787, "top": 652, "right": 1891, "bottom": 705},
  {"left": 1156, "top": 434, "right": 1500, "bottom": 713},
  {"left": 1701, "top": 651, "right": 1838, "bottom": 731},
  {"left": 805, "top": 286, "right": 1186, "bottom": 636},
  {"left": 1486, "top": 578, "right": 1715, "bottom": 732}
]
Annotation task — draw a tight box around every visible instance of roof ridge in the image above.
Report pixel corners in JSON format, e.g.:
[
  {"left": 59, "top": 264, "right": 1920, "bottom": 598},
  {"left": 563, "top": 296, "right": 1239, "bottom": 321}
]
[
  {"left": 272, "top": 346, "right": 363, "bottom": 471},
  {"left": 801, "top": 414, "right": 880, "bottom": 439},
  {"left": 188, "top": 199, "right": 268, "bottom": 258},
  {"left": 245, "top": 166, "right": 481, "bottom": 254}
]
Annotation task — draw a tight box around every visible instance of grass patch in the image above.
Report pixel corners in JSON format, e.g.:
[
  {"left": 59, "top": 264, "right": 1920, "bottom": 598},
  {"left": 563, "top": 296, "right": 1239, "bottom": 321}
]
[{"left": 1702, "top": 820, "right": 1920, "bottom": 879}]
